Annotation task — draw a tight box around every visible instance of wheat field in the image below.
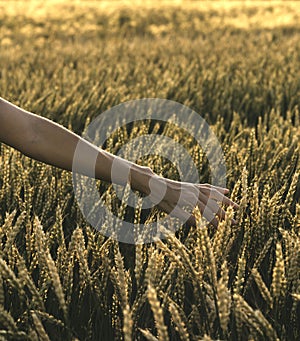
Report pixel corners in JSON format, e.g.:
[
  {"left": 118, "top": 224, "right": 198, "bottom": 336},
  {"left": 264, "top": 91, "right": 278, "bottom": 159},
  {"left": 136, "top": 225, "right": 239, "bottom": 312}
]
[{"left": 0, "top": 1, "right": 299, "bottom": 340}]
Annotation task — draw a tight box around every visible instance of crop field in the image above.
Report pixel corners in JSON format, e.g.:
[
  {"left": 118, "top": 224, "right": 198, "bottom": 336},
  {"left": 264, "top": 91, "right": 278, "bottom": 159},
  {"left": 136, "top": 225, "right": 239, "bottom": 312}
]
[{"left": 0, "top": 1, "right": 300, "bottom": 340}]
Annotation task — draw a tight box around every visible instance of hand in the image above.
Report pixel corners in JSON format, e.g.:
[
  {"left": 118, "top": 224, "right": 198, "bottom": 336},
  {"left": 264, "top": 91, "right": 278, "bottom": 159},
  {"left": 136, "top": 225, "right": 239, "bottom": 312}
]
[{"left": 147, "top": 175, "right": 239, "bottom": 227}]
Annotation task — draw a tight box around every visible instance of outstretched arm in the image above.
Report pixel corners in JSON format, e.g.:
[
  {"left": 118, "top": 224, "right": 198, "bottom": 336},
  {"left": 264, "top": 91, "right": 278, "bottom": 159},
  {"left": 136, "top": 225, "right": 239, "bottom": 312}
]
[
  {"left": 0, "top": 97, "right": 238, "bottom": 226},
  {"left": 0, "top": 97, "right": 152, "bottom": 194}
]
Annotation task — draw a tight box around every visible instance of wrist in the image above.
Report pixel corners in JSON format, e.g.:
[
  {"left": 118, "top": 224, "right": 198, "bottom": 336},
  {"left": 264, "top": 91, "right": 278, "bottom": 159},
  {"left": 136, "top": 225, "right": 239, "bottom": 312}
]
[{"left": 130, "top": 164, "right": 154, "bottom": 196}]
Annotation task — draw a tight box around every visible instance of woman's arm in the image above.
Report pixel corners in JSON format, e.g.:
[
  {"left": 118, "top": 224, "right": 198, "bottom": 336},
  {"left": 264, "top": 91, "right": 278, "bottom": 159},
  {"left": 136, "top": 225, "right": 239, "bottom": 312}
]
[
  {"left": 0, "top": 97, "right": 152, "bottom": 195},
  {"left": 0, "top": 97, "right": 238, "bottom": 227}
]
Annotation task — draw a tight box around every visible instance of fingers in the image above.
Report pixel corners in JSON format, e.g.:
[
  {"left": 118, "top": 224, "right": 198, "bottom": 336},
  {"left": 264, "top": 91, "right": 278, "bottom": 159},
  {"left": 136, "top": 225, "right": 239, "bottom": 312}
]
[
  {"left": 197, "top": 200, "right": 220, "bottom": 228},
  {"left": 199, "top": 184, "right": 229, "bottom": 194},
  {"left": 156, "top": 181, "right": 239, "bottom": 229},
  {"left": 198, "top": 186, "right": 239, "bottom": 209},
  {"left": 169, "top": 204, "right": 219, "bottom": 228},
  {"left": 197, "top": 187, "right": 239, "bottom": 226},
  {"left": 220, "top": 195, "right": 239, "bottom": 209},
  {"left": 206, "top": 199, "right": 226, "bottom": 221},
  {"left": 162, "top": 199, "right": 232, "bottom": 229},
  {"left": 171, "top": 187, "right": 237, "bottom": 227}
]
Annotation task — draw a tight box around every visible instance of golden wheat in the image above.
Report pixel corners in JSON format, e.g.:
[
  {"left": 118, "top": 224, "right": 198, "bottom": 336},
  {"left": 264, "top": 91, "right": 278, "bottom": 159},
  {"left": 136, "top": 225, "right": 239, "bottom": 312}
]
[
  {"left": 0, "top": 2, "right": 299, "bottom": 340},
  {"left": 147, "top": 284, "right": 169, "bottom": 341}
]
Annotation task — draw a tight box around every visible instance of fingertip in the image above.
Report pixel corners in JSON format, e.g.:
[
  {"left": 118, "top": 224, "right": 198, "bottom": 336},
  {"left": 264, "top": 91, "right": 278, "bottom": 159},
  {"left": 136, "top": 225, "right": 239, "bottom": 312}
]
[
  {"left": 218, "top": 186, "right": 229, "bottom": 193},
  {"left": 190, "top": 215, "right": 196, "bottom": 225},
  {"left": 227, "top": 199, "right": 239, "bottom": 209},
  {"left": 233, "top": 203, "right": 240, "bottom": 209},
  {"left": 185, "top": 215, "right": 196, "bottom": 228}
]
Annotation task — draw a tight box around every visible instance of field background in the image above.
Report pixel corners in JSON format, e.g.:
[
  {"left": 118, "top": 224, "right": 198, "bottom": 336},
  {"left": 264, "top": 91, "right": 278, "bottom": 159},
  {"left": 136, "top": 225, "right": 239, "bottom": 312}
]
[{"left": 0, "top": 1, "right": 300, "bottom": 340}]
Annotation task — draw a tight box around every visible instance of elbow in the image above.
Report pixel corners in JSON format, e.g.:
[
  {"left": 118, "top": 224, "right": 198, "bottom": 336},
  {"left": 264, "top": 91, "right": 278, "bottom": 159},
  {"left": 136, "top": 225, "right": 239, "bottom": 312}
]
[{"left": 0, "top": 99, "right": 43, "bottom": 160}]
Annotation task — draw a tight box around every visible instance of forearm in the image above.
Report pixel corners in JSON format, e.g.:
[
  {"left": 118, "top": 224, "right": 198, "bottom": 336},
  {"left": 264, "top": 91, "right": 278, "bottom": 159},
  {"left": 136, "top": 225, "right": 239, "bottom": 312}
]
[
  {"left": 0, "top": 98, "right": 153, "bottom": 194},
  {"left": 33, "top": 117, "right": 153, "bottom": 192}
]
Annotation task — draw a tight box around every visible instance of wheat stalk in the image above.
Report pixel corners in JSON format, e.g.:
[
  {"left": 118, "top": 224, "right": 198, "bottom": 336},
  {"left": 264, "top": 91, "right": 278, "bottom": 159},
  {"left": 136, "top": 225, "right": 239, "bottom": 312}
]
[
  {"left": 147, "top": 284, "right": 169, "bottom": 341},
  {"left": 123, "top": 304, "right": 133, "bottom": 341},
  {"left": 31, "top": 311, "right": 51, "bottom": 341},
  {"left": 168, "top": 301, "right": 190, "bottom": 340},
  {"left": 251, "top": 268, "right": 272, "bottom": 309}
]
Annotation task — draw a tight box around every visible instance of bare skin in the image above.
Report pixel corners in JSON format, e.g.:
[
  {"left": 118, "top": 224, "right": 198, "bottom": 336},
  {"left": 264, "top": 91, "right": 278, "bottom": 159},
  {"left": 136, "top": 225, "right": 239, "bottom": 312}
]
[{"left": 0, "top": 97, "right": 238, "bottom": 227}]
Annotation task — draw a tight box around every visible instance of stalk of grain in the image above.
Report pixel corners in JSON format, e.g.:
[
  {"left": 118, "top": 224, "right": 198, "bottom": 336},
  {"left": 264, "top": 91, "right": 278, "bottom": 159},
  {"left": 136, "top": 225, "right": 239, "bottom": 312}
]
[
  {"left": 46, "top": 253, "right": 68, "bottom": 320},
  {"left": 3, "top": 211, "right": 26, "bottom": 255},
  {"left": 217, "top": 261, "right": 231, "bottom": 334},
  {"left": 155, "top": 238, "right": 184, "bottom": 270},
  {"left": 145, "top": 248, "right": 159, "bottom": 286},
  {"left": 134, "top": 243, "right": 143, "bottom": 287},
  {"left": 175, "top": 271, "right": 185, "bottom": 307},
  {"left": 244, "top": 237, "right": 273, "bottom": 293},
  {"left": 32, "top": 310, "right": 65, "bottom": 329},
  {"left": 131, "top": 290, "right": 148, "bottom": 326},
  {"left": 270, "top": 147, "right": 288, "bottom": 171},
  {"left": 117, "top": 181, "right": 131, "bottom": 222},
  {"left": 0, "top": 307, "right": 17, "bottom": 333},
  {"left": 22, "top": 169, "right": 33, "bottom": 213},
  {"left": 291, "top": 278, "right": 300, "bottom": 329},
  {"left": 234, "top": 249, "right": 246, "bottom": 296},
  {"left": 133, "top": 197, "right": 143, "bottom": 243},
  {"left": 0, "top": 210, "right": 17, "bottom": 246},
  {"left": 194, "top": 236, "right": 204, "bottom": 283},
  {"left": 284, "top": 171, "right": 299, "bottom": 210},
  {"left": 257, "top": 185, "right": 270, "bottom": 246},
  {"left": 114, "top": 244, "right": 129, "bottom": 308},
  {"left": 279, "top": 228, "right": 298, "bottom": 288},
  {"left": 73, "top": 228, "right": 91, "bottom": 294},
  {"left": 123, "top": 304, "right": 133, "bottom": 341},
  {"left": 271, "top": 242, "right": 286, "bottom": 306},
  {"left": 0, "top": 148, "right": 12, "bottom": 204},
  {"left": 236, "top": 167, "right": 248, "bottom": 224},
  {"left": 31, "top": 311, "right": 51, "bottom": 341},
  {"left": 199, "top": 222, "right": 217, "bottom": 287},
  {"left": 12, "top": 245, "right": 45, "bottom": 310},
  {"left": 159, "top": 284, "right": 171, "bottom": 311},
  {"left": 253, "top": 310, "right": 278, "bottom": 341},
  {"left": 147, "top": 284, "right": 169, "bottom": 341},
  {"left": 251, "top": 268, "right": 272, "bottom": 309},
  {"left": 97, "top": 257, "right": 111, "bottom": 304},
  {"left": 188, "top": 304, "right": 202, "bottom": 335},
  {"left": 233, "top": 292, "right": 243, "bottom": 337},
  {"left": 85, "top": 225, "right": 97, "bottom": 265},
  {"left": 165, "top": 227, "right": 198, "bottom": 279},
  {"left": 168, "top": 301, "right": 190, "bottom": 341},
  {"left": 32, "top": 217, "right": 47, "bottom": 267},
  {"left": 270, "top": 189, "right": 284, "bottom": 230},
  {"left": 64, "top": 251, "right": 75, "bottom": 306},
  {"left": 139, "top": 328, "right": 159, "bottom": 341},
  {"left": 253, "top": 237, "right": 273, "bottom": 270},
  {"left": 0, "top": 257, "right": 24, "bottom": 297},
  {"left": 112, "top": 292, "right": 123, "bottom": 340},
  {"left": 250, "top": 179, "right": 259, "bottom": 226},
  {"left": 212, "top": 206, "right": 233, "bottom": 264},
  {"left": 233, "top": 294, "right": 264, "bottom": 338},
  {"left": 230, "top": 176, "right": 242, "bottom": 204}
]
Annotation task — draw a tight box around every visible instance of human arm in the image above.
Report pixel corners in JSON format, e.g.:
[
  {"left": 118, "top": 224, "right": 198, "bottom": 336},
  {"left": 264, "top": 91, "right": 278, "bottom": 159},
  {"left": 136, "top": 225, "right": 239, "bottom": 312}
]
[
  {"left": 0, "top": 97, "right": 152, "bottom": 194},
  {"left": 0, "top": 97, "right": 238, "bottom": 227}
]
